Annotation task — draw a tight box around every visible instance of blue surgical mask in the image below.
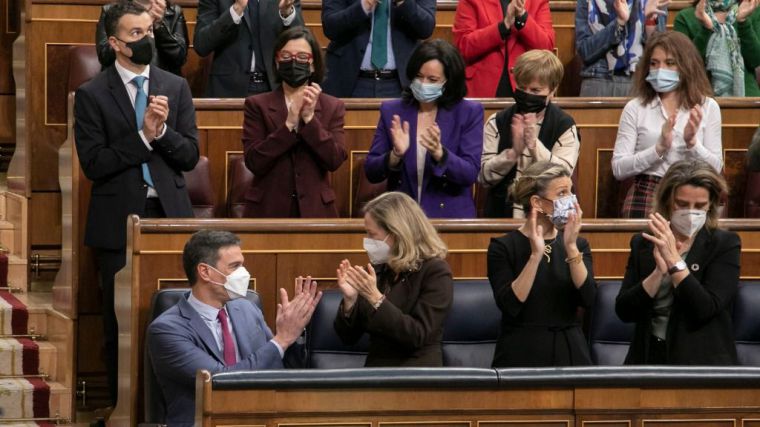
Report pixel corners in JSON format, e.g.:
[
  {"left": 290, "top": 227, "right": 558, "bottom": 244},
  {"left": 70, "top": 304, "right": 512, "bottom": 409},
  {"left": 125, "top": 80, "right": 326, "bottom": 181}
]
[
  {"left": 410, "top": 79, "right": 444, "bottom": 103},
  {"left": 646, "top": 69, "right": 680, "bottom": 93}
]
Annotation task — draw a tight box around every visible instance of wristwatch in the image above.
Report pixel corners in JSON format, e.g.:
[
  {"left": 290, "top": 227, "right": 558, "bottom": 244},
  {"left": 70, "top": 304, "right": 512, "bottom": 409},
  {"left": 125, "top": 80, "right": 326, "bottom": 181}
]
[{"left": 667, "top": 260, "right": 687, "bottom": 275}]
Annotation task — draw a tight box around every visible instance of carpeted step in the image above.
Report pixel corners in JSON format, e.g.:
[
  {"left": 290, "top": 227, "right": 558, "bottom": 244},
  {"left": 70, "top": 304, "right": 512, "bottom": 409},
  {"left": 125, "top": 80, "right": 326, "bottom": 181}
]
[
  {"left": 0, "top": 378, "right": 50, "bottom": 419},
  {"left": 0, "top": 292, "right": 27, "bottom": 336}
]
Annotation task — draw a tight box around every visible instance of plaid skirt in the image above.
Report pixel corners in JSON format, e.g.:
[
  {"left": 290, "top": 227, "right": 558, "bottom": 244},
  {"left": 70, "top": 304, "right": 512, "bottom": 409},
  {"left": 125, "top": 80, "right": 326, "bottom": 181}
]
[{"left": 621, "top": 174, "right": 662, "bottom": 218}]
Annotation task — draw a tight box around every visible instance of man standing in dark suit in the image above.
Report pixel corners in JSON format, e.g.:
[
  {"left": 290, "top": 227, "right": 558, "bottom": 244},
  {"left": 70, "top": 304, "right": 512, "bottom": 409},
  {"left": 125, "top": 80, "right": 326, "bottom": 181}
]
[
  {"left": 74, "top": 0, "right": 199, "bottom": 406},
  {"left": 321, "top": 0, "right": 436, "bottom": 98},
  {"left": 147, "top": 230, "right": 322, "bottom": 426},
  {"left": 193, "top": 0, "right": 303, "bottom": 97}
]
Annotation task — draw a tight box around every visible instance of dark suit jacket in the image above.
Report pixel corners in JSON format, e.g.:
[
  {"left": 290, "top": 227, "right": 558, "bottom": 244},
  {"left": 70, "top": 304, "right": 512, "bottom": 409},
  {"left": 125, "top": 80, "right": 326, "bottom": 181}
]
[
  {"left": 334, "top": 257, "right": 454, "bottom": 366},
  {"left": 241, "top": 88, "right": 347, "bottom": 217},
  {"left": 364, "top": 99, "right": 484, "bottom": 218},
  {"left": 193, "top": 0, "right": 303, "bottom": 97},
  {"left": 96, "top": 3, "right": 189, "bottom": 76},
  {"left": 616, "top": 228, "right": 741, "bottom": 365},
  {"left": 321, "top": 0, "right": 436, "bottom": 97},
  {"left": 74, "top": 65, "right": 199, "bottom": 250},
  {"left": 146, "top": 295, "right": 284, "bottom": 427}
]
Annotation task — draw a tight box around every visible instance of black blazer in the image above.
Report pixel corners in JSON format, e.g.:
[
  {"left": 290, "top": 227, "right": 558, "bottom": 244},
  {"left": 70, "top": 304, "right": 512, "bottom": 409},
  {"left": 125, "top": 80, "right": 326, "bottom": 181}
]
[
  {"left": 74, "top": 65, "right": 199, "bottom": 250},
  {"left": 96, "top": 3, "right": 189, "bottom": 76},
  {"left": 334, "top": 257, "right": 453, "bottom": 367},
  {"left": 615, "top": 228, "right": 741, "bottom": 365},
  {"left": 193, "top": 0, "right": 303, "bottom": 97},
  {"left": 321, "top": 0, "right": 437, "bottom": 97}
]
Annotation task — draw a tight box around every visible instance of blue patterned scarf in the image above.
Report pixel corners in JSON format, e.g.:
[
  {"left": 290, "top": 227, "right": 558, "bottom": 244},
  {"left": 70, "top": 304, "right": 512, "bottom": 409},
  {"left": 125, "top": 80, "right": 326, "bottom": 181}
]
[{"left": 588, "top": 0, "right": 647, "bottom": 74}]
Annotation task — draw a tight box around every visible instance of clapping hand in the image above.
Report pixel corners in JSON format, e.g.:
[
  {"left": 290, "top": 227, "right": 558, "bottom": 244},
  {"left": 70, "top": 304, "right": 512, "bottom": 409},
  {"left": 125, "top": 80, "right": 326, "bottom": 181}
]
[
  {"left": 362, "top": 0, "right": 381, "bottom": 12},
  {"left": 301, "top": 83, "right": 321, "bottom": 124},
  {"left": 614, "top": 0, "right": 631, "bottom": 26},
  {"left": 273, "top": 276, "right": 322, "bottom": 349},
  {"left": 285, "top": 87, "right": 306, "bottom": 130},
  {"left": 418, "top": 123, "right": 444, "bottom": 162},
  {"left": 343, "top": 263, "right": 383, "bottom": 304},
  {"left": 563, "top": 201, "right": 583, "bottom": 252},
  {"left": 511, "top": 114, "right": 526, "bottom": 155},
  {"left": 390, "top": 114, "right": 410, "bottom": 158},
  {"left": 695, "top": 0, "right": 714, "bottom": 30},
  {"left": 683, "top": 105, "right": 703, "bottom": 149},
  {"left": 279, "top": 0, "right": 295, "bottom": 15},
  {"left": 150, "top": 0, "right": 166, "bottom": 23},
  {"left": 232, "top": 0, "right": 248, "bottom": 17},
  {"left": 656, "top": 113, "right": 676, "bottom": 157},
  {"left": 738, "top": 0, "right": 760, "bottom": 22},
  {"left": 641, "top": 213, "right": 682, "bottom": 268},
  {"left": 526, "top": 209, "right": 545, "bottom": 258},
  {"left": 143, "top": 95, "right": 169, "bottom": 141},
  {"left": 336, "top": 259, "right": 359, "bottom": 309},
  {"left": 644, "top": 0, "right": 669, "bottom": 21},
  {"left": 513, "top": 0, "right": 526, "bottom": 18},
  {"left": 523, "top": 113, "right": 538, "bottom": 151}
]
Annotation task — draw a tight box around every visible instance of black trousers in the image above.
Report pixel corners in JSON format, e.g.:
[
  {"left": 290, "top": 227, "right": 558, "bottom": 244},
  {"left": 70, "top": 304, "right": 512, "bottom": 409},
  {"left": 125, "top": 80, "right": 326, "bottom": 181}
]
[{"left": 95, "top": 198, "right": 165, "bottom": 406}]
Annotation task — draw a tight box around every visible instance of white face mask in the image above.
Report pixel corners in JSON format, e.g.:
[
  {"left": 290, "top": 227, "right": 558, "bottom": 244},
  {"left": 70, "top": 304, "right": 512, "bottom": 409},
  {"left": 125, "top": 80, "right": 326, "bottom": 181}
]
[
  {"left": 207, "top": 265, "right": 251, "bottom": 300},
  {"left": 363, "top": 236, "right": 391, "bottom": 265},
  {"left": 670, "top": 209, "right": 707, "bottom": 238}
]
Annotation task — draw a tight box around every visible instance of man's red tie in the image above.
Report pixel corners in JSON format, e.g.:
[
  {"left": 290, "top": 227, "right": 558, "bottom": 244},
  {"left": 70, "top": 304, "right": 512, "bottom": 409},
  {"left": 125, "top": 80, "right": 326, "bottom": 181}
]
[{"left": 217, "top": 308, "right": 237, "bottom": 366}]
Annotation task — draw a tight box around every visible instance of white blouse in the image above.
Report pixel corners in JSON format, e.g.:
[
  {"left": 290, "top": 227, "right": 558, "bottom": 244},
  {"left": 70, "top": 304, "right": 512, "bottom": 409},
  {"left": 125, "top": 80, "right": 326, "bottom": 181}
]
[{"left": 611, "top": 96, "right": 723, "bottom": 180}]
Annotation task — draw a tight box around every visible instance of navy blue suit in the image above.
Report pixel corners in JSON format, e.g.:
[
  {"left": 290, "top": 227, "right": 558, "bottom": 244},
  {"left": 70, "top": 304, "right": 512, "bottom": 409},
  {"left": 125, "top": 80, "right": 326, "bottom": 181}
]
[
  {"left": 146, "top": 295, "right": 283, "bottom": 426},
  {"left": 321, "top": 0, "right": 437, "bottom": 97}
]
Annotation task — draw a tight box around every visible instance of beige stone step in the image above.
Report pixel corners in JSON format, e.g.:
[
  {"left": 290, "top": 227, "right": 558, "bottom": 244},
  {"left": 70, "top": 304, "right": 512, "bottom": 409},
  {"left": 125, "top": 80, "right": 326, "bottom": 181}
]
[
  {"left": 5, "top": 255, "right": 27, "bottom": 293},
  {"left": 48, "top": 381, "right": 72, "bottom": 421},
  {"left": 36, "top": 341, "right": 57, "bottom": 380}
]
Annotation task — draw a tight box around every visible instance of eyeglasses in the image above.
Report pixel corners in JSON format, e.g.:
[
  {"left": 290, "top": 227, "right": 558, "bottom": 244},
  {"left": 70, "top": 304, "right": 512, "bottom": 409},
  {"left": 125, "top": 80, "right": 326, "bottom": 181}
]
[{"left": 277, "top": 51, "right": 313, "bottom": 64}]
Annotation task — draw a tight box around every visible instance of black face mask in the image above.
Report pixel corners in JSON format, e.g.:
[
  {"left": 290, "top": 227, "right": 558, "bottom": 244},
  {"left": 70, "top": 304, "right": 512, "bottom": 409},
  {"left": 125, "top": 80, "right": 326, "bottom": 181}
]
[
  {"left": 277, "top": 60, "right": 312, "bottom": 87},
  {"left": 514, "top": 89, "right": 548, "bottom": 114},
  {"left": 117, "top": 35, "right": 154, "bottom": 66}
]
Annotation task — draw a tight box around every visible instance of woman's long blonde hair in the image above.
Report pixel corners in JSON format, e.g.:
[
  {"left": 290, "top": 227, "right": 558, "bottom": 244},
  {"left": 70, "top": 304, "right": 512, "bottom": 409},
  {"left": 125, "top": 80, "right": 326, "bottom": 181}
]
[{"left": 363, "top": 192, "right": 448, "bottom": 272}]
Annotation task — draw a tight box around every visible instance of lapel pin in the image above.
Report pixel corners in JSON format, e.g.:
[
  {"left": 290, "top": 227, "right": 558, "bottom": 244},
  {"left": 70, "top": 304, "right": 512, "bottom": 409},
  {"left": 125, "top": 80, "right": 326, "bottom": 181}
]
[{"left": 690, "top": 264, "right": 699, "bottom": 272}]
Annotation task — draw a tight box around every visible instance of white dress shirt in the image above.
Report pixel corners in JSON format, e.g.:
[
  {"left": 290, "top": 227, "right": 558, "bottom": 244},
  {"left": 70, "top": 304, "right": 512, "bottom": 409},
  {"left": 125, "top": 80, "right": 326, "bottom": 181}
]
[
  {"left": 186, "top": 292, "right": 285, "bottom": 360},
  {"left": 114, "top": 60, "right": 166, "bottom": 197},
  {"left": 229, "top": 2, "right": 296, "bottom": 72},
  {"left": 612, "top": 96, "right": 723, "bottom": 181}
]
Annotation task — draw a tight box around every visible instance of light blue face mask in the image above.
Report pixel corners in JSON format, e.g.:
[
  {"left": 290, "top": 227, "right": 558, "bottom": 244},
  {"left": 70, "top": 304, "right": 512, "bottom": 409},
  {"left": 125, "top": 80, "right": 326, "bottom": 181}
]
[
  {"left": 410, "top": 79, "right": 444, "bottom": 103},
  {"left": 646, "top": 68, "right": 680, "bottom": 93}
]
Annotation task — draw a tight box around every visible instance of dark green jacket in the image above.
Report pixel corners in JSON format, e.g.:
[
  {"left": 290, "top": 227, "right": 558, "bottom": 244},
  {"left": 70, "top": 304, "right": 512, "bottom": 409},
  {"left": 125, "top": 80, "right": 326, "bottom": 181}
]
[{"left": 674, "top": 6, "right": 760, "bottom": 96}]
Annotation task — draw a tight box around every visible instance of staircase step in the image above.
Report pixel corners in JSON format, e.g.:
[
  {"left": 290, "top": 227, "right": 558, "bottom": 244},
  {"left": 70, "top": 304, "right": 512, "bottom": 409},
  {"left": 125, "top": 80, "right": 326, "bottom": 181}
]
[
  {"left": 10, "top": 292, "right": 51, "bottom": 337},
  {"left": 6, "top": 256, "right": 27, "bottom": 293},
  {"left": 47, "top": 382, "right": 71, "bottom": 421}
]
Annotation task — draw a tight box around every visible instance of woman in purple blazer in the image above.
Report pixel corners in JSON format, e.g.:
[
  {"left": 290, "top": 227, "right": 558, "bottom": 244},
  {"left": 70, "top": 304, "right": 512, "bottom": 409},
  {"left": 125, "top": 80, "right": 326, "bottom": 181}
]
[{"left": 365, "top": 39, "right": 484, "bottom": 218}]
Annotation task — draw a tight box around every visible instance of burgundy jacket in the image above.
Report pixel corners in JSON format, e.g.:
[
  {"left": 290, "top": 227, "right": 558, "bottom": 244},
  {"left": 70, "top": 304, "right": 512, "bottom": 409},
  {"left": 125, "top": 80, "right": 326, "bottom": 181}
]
[{"left": 241, "top": 87, "right": 347, "bottom": 218}]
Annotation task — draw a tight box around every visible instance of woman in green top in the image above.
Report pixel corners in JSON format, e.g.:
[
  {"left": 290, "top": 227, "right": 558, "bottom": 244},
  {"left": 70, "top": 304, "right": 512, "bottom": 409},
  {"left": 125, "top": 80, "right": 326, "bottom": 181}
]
[{"left": 674, "top": 0, "right": 760, "bottom": 96}]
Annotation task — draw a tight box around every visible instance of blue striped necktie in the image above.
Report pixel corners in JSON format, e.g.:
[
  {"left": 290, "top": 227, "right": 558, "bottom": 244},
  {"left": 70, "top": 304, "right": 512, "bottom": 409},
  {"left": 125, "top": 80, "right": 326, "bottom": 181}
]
[{"left": 130, "top": 76, "right": 156, "bottom": 188}]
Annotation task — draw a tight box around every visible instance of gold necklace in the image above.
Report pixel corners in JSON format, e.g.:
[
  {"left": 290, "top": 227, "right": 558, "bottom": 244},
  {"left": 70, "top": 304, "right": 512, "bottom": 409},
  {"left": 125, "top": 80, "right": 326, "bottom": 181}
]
[{"left": 544, "top": 242, "right": 552, "bottom": 263}]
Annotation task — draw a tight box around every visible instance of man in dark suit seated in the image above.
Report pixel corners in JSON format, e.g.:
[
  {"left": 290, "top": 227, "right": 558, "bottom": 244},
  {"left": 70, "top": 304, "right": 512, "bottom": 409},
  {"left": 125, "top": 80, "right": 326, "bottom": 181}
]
[
  {"left": 146, "top": 230, "right": 322, "bottom": 427},
  {"left": 95, "top": 0, "right": 189, "bottom": 76},
  {"left": 321, "top": 0, "right": 436, "bottom": 98},
  {"left": 193, "top": 0, "right": 303, "bottom": 97},
  {"left": 74, "top": 0, "right": 199, "bottom": 407}
]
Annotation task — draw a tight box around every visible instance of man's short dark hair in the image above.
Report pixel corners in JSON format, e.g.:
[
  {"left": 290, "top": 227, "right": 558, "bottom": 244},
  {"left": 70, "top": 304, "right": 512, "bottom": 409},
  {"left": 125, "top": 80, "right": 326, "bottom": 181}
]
[
  {"left": 104, "top": 0, "right": 149, "bottom": 38},
  {"left": 182, "top": 230, "right": 241, "bottom": 285},
  {"left": 402, "top": 39, "right": 467, "bottom": 110},
  {"left": 272, "top": 26, "right": 326, "bottom": 84}
]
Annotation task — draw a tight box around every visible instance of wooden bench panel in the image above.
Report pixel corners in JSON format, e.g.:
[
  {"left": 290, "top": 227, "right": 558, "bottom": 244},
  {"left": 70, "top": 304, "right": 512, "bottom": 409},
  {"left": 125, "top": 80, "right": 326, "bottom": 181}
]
[{"left": 105, "top": 217, "right": 760, "bottom": 425}]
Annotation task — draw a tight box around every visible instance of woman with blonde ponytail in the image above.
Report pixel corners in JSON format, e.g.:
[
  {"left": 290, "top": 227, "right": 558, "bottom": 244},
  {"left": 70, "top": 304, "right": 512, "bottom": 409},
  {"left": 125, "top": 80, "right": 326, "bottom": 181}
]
[
  {"left": 333, "top": 192, "right": 453, "bottom": 366},
  {"left": 488, "top": 161, "right": 597, "bottom": 367}
]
